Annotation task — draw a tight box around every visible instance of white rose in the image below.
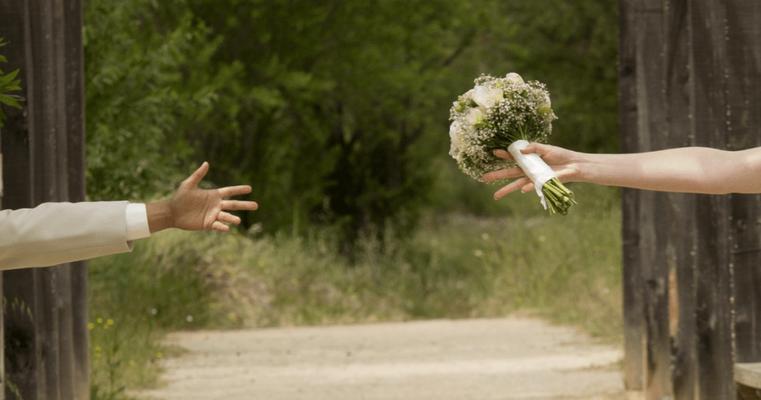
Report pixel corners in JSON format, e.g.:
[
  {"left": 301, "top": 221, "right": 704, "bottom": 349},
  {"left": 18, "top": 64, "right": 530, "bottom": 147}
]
[
  {"left": 465, "top": 107, "right": 484, "bottom": 127},
  {"left": 449, "top": 120, "right": 461, "bottom": 139},
  {"left": 472, "top": 85, "right": 503, "bottom": 109},
  {"left": 504, "top": 72, "right": 524, "bottom": 86}
]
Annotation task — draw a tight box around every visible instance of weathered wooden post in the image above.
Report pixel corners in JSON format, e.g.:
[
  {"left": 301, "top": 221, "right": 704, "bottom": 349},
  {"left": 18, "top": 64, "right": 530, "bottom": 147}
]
[
  {"left": 619, "top": 1, "right": 645, "bottom": 392},
  {"left": 621, "top": 1, "right": 761, "bottom": 398},
  {"left": 0, "top": 100, "right": 6, "bottom": 400},
  {"left": 0, "top": 1, "right": 89, "bottom": 399}
]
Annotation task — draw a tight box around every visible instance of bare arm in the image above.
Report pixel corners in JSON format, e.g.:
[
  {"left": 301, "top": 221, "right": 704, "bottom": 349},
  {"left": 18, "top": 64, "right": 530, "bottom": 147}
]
[{"left": 482, "top": 144, "right": 761, "bottom": 199}]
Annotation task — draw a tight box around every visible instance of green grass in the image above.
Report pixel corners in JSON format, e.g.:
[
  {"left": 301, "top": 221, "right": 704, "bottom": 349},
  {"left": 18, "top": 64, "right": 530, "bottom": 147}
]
[{"left": 88, "top": 183, "right": 622, "bottom": 398}]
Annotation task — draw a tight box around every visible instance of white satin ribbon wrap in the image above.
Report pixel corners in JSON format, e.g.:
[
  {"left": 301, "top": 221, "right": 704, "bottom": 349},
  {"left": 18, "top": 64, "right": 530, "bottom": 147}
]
[{"left": 507, "top": 140, "right": 557, "bottom": 210}]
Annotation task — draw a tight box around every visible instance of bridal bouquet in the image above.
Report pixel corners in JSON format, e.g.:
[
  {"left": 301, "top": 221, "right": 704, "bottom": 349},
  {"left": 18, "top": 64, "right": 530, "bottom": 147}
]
[{"left": 448, "top": 73, "right": 576, "bottom": 215}]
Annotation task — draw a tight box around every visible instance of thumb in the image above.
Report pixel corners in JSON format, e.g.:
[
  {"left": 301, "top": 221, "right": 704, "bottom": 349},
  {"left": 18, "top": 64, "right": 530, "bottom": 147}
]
[{"left": 182, "top": 161, "right": 209, "bottom": 188}]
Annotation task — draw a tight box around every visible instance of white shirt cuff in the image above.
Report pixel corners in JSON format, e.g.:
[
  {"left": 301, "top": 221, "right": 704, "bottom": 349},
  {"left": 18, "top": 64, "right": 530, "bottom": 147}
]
[{"left": 125, "top": 203, "right": 151, "bottom": 241}]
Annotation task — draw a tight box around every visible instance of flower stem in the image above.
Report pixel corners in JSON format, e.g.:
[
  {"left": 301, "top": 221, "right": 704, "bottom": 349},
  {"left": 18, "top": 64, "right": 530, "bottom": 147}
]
[{"left": 541, "top": 178, "right": 576, "bottom": 215}]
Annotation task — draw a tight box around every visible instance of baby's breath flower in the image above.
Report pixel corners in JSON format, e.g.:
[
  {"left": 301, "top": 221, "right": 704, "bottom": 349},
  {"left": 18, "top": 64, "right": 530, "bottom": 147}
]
[{"left": 448, "top": 73, "right": 557, "bottom": 180}]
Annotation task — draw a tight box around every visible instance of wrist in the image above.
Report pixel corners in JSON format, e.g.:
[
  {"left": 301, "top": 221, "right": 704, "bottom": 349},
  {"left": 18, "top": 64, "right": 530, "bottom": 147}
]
[
  {"left": 146, "top": 200, "right": 175, "bottom": 233},
  {"left": 571, "top": 151, "right": 596, "bottom": 184}
]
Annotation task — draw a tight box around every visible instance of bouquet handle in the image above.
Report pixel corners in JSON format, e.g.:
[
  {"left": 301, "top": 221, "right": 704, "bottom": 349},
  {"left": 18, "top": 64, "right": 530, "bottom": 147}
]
[{"left": 507, "top": 140, "right": 556, "bottom": 210}]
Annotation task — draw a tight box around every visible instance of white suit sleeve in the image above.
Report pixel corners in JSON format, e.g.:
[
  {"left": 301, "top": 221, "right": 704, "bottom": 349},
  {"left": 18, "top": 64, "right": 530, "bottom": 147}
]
[
  {"left": 125, "top": 203, "right": 151, "bottom": 241},
  {"left": 0, "top": 201, "right": 146, "bottom": 270}
]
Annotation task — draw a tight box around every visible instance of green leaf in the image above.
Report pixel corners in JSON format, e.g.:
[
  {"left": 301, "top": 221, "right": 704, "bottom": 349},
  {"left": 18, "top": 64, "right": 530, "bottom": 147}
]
[
  {"left": 0, "top": 69, "right": 18, "bottom": 86},
  {"left": 0, "top": 94, "right": 21, "bottom": 108}
]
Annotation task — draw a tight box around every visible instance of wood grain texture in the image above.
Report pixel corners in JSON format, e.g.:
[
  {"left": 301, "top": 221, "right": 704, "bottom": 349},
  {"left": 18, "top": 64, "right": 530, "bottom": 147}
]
[
  {"left": 619, "top": 0, "right": 644, "bottom": 390},
  {"left": 0, "top": 0, "right": 87, "bottom": 398},
  {"left": 725, "top": 0, "right": 761, "bottom": 366},
  {"left": 690, "top": 2, "right": 735, "bottom": 398},
  {"left": 662, "top": 1, "right": 697, "bottom": 399},
  {"left": 621, "top": 0, "right": 761, "bottom": 398},
  {"left": 632, "top": 0, "right": 673, "bottom": 397}
]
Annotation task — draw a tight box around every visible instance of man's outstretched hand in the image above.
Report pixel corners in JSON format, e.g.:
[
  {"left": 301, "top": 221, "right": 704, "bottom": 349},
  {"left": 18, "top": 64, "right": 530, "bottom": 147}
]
[{"left": 146, "top": 162, "right": 259, "bottom": 233}]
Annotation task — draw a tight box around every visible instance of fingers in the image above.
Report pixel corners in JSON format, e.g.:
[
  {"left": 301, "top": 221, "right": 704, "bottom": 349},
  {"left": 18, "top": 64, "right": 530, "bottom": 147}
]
[
  {"left": 217, "top": 211, "right": 241, "bottom": 225},
  {"left": 218, "top": 185, "right": 252, "bottom": 198},
  {"left": 555, "top": 167, "right": 579, "bottom": 182},
  {"left": 519, "top": 169, "right": 575, "bottom": 194},
  {"left": 482, "top": 167, "right": 525, "bottom": 183},
  {"left": 209, "top": 212, "right": 240, "bottom": 233},
  {"left": 221, "top": 200, "right": 259, "bottom": 211},
  {"left": 521, "top": 168, "right": 575, "bottom": 193},
  {"left": 493, "top": 149, "right": 513, "bottom": 161},
  {"left": 182, "top": 162, "right": 210, "bottom": 188},
  {"left": 493, "top": 177, "right": 530, "bottom": 200},
  {"left": 521, "top": 143, "right": 552, "bottom": 156},
  {"left": 493, "top": 142, "right": 553, "bottom": 160},
  {"left": 211, "top": 221, "right": 230, "bottom": 233},
  {"left": 211, "top": 209, "right": 248, "bottom": 233},
  {"left": 492, "top": 164, "right": 576, "bottom": 199}
]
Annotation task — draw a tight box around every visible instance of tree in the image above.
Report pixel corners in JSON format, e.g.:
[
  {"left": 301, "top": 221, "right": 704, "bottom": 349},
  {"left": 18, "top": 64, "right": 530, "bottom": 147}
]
[
  {"left": 84, "top": 0, "right": 240, "bottom": 200},
  {"left": 83, "top": 0, "right": 620, "bottom": 242},
  {"left": 186, "top": 0, "right": 494, "bottom": 242}
]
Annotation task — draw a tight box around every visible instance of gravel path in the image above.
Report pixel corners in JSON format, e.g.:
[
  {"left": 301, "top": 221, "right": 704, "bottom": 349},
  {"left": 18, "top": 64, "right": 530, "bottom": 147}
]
[{"left": 140, "top": 317, "right": 626, "bottom": 400}]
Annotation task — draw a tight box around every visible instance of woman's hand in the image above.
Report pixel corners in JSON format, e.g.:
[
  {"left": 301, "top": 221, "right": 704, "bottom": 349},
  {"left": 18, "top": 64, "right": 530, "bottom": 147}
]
[
  {"left": 481, "top": 143, "right": 584, "bottom": 200},
  {"left": 147, "top": 162, "right": 259, "bottom": 233}
]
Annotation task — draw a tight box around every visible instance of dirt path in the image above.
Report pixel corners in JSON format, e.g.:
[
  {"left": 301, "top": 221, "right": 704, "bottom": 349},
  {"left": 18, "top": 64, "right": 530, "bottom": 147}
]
[{"left": 140, "top": 317, "right": 626, "bottom": 400}]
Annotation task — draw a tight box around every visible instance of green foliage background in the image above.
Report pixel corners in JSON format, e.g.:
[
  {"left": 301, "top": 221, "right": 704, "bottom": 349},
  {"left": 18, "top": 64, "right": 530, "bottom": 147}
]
[
  {"left": 78, "top": 1, "right": 621, "bottom": 397},
  {"left": 84, "top": 0, "right": 618, "bottom": 240},
  {"left": 4, "top": 1, "right": 620, "bottom": 398}
]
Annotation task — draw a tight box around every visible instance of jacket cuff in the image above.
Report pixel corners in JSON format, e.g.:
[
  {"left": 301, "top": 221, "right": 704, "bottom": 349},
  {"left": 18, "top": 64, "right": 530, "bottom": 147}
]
[{"left": 125, "top": 203, "right": 151, "bottom": 241}]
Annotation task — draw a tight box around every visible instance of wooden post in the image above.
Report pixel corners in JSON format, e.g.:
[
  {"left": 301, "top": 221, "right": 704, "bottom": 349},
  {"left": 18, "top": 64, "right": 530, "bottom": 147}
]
[
  {"left": 725, "top": 1, "right": 761, "bottom": 367},
  {"left": 689, "top": 2, "right": 735, "bottom": 398},
  {"left": 662, "top": 1, "right": 698, "bottom": 398},
  {"left": 0, "top": 1, "right": 88, "bottom": 399},
  {"left": 621, "top": 0, "right": 761, "bottom": 398},
  {"left": 619, "top": 0, "right": 644, "bottom": 391},
  {"left": 0, "top": 123, "right": 6, "bottom": 400},
  {"left": 632, "top": 1, "right": 674, "bottom": 397}
]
